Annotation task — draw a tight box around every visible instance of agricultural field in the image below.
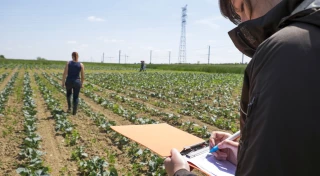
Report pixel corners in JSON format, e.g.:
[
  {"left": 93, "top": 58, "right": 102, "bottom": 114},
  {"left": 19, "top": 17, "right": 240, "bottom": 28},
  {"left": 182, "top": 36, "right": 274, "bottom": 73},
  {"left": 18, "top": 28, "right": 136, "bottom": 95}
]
[{"left": 0, "top": 62, "right": 243, "bottom": 175}]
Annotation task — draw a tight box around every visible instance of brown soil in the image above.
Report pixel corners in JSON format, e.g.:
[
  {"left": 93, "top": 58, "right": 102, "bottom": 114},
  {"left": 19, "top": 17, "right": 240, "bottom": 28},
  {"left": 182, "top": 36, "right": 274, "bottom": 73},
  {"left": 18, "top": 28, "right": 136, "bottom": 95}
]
[
  {"left": 78, "top": 94, "right": 132, "bottom": 126},
  {"left": 46, "top": 72, "right": 136, "bottom": 126},
  {"left": 36, "top": 72, "right": 133, "bottom": 174},
  {"left": 51, "top": 73, "right": 214, "bottom": 132},
  {"left": 44, "top": 70, "right": 229, "bottom": 174},
  {"left": 0, "top": 70, "right": 25, "bottom": 175},
  {"left": 30, "top": 71, "right": 78, "bottom": 175},
  {"left": 0, "top": 68, "right": 18, "bottom": 91}
]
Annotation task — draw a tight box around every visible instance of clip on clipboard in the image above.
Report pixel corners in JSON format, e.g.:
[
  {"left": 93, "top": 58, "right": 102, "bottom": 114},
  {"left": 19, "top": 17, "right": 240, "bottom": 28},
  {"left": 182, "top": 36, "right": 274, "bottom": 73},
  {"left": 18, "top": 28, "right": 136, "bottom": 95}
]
[{"left": 180, "top": 141, "right": 209, "bottom": 158}]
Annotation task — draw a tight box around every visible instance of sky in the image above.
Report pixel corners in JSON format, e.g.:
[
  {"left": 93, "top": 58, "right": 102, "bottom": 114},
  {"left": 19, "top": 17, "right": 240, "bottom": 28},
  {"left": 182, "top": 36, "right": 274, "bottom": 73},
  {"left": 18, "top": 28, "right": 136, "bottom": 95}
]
[{"left": 0, "top": 0, "right": 251, "bottom": 64}]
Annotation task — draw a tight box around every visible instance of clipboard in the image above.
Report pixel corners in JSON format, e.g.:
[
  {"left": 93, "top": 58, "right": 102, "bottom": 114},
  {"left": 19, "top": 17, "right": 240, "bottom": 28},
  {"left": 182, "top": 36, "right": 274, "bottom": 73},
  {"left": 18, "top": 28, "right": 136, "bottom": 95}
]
[{"left": 111, "top": 123, "right": 235, "bottom": 176}]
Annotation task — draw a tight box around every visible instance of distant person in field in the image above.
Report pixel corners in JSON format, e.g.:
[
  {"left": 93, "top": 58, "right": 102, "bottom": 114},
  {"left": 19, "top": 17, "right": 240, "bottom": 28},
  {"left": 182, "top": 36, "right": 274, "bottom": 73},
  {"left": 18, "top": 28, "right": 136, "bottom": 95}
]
[
  {"left": 61, "top": 52, "right": 85, "bottom": 115},
  {"left": 139, "top": 60, "right": 146, "bottom": 72},
  {"left": 165, "top": 0, "right": 320, "bottom": 176}
]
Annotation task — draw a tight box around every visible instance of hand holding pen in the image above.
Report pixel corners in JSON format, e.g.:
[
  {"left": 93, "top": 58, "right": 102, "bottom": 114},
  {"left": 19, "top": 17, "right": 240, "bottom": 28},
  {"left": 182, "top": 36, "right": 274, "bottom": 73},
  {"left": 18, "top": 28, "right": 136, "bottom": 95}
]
[{"left": 209, "top": 131, "right": 240, "bottom": 166}]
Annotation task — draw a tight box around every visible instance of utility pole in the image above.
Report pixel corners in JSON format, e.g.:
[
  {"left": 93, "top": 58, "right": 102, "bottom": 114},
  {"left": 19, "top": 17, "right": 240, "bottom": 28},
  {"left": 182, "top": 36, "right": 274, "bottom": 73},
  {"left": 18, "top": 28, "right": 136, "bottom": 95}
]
[
  {"left": 101, "top": 53, "right": 104, "bottom": 63},
  {"left": 208, "top": 45, "right": 211, "bottom": 64},
  {"left": 178, "top": 5, "right": 187, "bottom": 63},
  {"left": 169, "top": 51, "right": 171, "bottom": 64},
  {"left": 119, "top": 50, "right": 121, "bottom": 64},
  {"left": 125, "top": 55, "right": 129, "bottom": 64},
  {"left": 150, "top": 50, "right": 152, "bottom": 64},
  {"left": 242, "top": 53, "right": 244, "bottom": 64}
]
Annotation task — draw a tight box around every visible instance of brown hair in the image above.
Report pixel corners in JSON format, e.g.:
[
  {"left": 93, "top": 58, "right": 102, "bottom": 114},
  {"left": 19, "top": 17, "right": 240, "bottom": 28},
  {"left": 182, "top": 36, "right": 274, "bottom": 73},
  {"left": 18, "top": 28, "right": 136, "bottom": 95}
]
[
  {"left": 219, "top": 0, "right": 253, "bottom": 25},
  {"left": 72, "top": 52, "right": 79, "bottom": 61}
]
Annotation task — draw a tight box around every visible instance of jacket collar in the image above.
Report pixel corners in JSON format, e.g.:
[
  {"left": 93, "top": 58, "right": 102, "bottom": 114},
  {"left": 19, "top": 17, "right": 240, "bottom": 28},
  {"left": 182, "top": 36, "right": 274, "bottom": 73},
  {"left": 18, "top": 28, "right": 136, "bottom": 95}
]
[{"left": 228, "top": 0, "right": 305, "bottom": 57}]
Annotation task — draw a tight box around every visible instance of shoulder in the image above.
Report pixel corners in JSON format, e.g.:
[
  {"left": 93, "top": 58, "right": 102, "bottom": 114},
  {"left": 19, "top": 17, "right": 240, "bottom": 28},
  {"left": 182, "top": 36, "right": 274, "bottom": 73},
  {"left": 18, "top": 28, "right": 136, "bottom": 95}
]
[
  {"left": 256, "top": 22, "right": 319, "bottom": 58},
  {"left": 249, "top": 22, "right": 320, "bottom": 92}
]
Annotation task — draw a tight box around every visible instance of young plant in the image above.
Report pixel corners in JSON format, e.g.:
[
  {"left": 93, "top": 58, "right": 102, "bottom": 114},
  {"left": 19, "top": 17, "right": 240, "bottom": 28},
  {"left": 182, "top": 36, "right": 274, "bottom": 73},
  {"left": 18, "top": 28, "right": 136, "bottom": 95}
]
[{"left": 71, "top": 146, "right": 88, "bottom": 161}]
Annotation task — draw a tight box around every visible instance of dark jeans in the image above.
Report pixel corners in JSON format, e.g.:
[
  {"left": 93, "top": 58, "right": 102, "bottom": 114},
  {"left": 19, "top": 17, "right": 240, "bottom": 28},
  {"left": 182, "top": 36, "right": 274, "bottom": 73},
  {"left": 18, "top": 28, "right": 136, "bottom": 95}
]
[{"left": 65, "top": 79, "right": 81, "bottom": 113}]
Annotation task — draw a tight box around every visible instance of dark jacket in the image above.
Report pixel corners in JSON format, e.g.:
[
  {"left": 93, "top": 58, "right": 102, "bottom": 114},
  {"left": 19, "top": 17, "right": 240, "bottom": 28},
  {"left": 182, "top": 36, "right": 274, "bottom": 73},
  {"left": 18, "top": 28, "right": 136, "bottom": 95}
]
[{"left": 175, "top": 0, "right": 320, "bottom": 175}]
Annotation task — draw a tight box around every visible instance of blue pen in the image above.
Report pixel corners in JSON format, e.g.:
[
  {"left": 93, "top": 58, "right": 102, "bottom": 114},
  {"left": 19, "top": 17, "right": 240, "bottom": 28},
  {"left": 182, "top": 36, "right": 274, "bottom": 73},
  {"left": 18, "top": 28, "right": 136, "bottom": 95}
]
[{"left": 209, "top": 130, "right": 241, "bottom": 153}]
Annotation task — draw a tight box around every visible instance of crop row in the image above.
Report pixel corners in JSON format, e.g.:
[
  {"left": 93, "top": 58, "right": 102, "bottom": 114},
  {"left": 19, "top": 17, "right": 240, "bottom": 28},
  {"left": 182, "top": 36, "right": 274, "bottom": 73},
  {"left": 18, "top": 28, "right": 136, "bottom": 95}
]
[
  {"left": 34, "top": 73, "right": 117, "bottom": 175},
  {"left": 16, "top": 72, "right": 50, "bottom": 175},
  {"left": 52, "top": 72, "right": 239, "bottom": 132},
  {"left": 40, "top": 72, "right": 167, "bottom": 175},
  {"left": 0, "top": 72, "right": 18, "bottom": 114},
  {"left": 47, "top": 72, "right": 211, "bottom": 138},
  {"left": 0, "top": 73, "right": 9, "bottom": 83},
  {"left": 85, "top": 72, "right": 241, "bottom": 102}
]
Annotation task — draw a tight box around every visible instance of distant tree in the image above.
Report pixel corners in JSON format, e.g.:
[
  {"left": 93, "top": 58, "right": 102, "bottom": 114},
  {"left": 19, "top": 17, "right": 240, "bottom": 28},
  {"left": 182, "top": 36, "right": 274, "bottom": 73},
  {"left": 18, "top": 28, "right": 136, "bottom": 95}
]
[
  {"left": 0, "top": 55, "right": 5, "bottom": 59},
  {"left": 37, "top": 57, "right": 46, "bottom": 61}
]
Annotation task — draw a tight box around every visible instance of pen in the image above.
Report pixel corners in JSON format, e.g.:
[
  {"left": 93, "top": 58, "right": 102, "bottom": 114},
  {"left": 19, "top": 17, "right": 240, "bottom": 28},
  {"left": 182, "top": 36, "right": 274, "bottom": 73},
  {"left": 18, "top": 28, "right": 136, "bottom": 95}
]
[{"left": 209, "top": 130, "right": 241, "bottom": 153}]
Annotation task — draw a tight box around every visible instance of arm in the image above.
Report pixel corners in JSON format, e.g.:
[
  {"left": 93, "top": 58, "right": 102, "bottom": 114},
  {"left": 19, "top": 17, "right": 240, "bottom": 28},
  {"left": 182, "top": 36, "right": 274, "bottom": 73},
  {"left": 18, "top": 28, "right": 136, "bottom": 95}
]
[
  {"left": 80, "top": 63, "right": 85, "bottom": 86},
  {"left": 61, "top": 62, "right": 68, "bottom": 87}
]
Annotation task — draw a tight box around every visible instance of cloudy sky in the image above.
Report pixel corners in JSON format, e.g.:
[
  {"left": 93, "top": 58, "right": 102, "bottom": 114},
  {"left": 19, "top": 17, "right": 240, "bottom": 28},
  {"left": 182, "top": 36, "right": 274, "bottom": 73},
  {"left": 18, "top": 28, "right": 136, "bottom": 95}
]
[{"left": 0, "top": 0, "right": 251, "bottom": 64}]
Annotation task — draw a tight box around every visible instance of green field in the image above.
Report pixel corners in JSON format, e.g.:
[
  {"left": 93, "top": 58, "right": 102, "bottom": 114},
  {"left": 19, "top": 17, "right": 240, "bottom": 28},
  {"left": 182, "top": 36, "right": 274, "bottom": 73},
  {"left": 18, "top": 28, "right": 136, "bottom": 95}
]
[{"left": 0, "top": 60, "right": 244, "bottom": 175}]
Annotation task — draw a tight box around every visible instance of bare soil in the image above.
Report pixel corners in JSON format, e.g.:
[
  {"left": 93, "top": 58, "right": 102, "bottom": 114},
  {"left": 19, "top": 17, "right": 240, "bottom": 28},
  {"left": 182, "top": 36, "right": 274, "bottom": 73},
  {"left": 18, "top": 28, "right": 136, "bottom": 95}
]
[
  {"left": 30, "top": 71, "right": 78, "bottom": 175},
  {"left": 0, "top": 70, "right": 25, "bottom": 175},
  {"left": 37, "top": 72, "right": 134, "bottom": 174}
]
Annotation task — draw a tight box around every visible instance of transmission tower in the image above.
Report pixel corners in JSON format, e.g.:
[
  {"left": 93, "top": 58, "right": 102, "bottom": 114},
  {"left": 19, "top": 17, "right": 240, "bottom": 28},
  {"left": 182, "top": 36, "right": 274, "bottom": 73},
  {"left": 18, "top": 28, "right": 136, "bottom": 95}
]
[{"left": 178, "top": 5, "right": 187, "bottom": 63}]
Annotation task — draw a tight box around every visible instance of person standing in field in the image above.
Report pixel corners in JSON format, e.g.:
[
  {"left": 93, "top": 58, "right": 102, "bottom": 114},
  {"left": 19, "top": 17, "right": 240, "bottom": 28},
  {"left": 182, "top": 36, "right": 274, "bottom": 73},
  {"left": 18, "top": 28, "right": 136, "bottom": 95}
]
[
  {"left": 165, "top": 0, "right": 320, "bottom": 175},
  {"left": 140, "top": 60, "right": 146, "bottom": 72},
  {"left": 61, "top": 52, "right": 85, "bottom": 115}
]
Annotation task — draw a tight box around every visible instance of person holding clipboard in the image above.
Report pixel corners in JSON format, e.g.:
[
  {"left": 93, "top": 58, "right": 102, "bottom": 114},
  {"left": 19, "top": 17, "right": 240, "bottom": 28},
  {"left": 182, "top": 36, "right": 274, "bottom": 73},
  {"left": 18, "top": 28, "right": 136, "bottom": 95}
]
[{"left": 165, "top": 0, "right": 320, "bottom": 175}]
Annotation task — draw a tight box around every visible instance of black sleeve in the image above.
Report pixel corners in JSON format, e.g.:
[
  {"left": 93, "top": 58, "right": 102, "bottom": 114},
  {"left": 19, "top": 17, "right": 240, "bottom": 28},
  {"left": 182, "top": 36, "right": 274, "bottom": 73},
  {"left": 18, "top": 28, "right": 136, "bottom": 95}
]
[{"left": 174, "top": 169, "right": 197, "bottom": 176}]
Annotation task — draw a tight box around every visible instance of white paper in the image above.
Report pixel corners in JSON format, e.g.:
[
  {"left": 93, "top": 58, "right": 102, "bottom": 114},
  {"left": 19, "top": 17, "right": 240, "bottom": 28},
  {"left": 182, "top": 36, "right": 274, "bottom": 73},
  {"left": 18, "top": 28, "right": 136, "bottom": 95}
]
[{"left": 184, "top": 147, "right": 236, "bottom": 176}]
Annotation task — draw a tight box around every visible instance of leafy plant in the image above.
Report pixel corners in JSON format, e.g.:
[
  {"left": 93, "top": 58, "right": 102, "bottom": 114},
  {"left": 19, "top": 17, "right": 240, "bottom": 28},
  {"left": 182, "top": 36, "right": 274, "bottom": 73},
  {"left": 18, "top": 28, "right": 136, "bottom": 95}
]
[
  {"left": 66, "top": 130, "right": 80, "bottom": 146},
  {"left": 79, "top": 156, "right": 109, "bottom": 175},
  {"left": 71, "top": 146, "right": 88, "bottom": 161}
]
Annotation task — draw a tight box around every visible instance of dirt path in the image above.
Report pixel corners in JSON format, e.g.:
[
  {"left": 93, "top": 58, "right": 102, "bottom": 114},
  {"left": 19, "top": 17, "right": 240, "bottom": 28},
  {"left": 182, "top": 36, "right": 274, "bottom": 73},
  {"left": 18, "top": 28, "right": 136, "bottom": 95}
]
[
  {"left": 0, "top": 68, "right": 18, "bottom": 91},
  {"left": 46, "top": 71, "right": 135, "bottom": 126},
  {"left": 30, "top": 71, "right": 78, "bottom": 175},
  {"left": 78, "top": 95, "right": 132, "bottom": 126},
  {"left": 0, "top": 69, "right": 25, "bottom": 175},
  {"left": 36, "top": 72, "right": 133, "bottom": 174}
]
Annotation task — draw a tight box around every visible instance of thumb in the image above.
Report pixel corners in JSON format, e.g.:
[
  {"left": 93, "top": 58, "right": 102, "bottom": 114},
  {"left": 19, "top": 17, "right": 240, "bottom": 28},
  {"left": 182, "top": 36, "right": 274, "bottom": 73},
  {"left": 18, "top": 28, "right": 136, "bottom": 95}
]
[
  {"left": 170, "top": 148, "right": 181, "bottom": 158},
  {"left": 217, "top": 140, "right": 238, "bottom": 150}
]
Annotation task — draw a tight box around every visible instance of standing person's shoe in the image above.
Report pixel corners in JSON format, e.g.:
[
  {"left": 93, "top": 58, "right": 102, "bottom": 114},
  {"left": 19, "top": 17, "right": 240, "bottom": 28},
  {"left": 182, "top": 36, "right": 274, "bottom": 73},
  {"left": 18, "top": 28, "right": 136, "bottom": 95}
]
[
  {"left": 72, "top": 107, "right": 77, "bottom": 115},
  {"left": 67, "top": 109, "right": 71, "bottom": 113}
]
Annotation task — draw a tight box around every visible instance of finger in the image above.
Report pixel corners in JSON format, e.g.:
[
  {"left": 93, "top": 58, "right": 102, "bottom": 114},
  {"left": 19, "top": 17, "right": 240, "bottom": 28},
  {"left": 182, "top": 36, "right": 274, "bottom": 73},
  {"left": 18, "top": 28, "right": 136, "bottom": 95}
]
[
  {"left": 217, "top": 140, "right": 239, "bottom": 151},
  {"left": 216, "top": 150, "right": 228, "bottom": 158},
  {"left": 164, "top": 157, "right": 172, "bottom": 165},
  {"left": 213, "top": 152, "right": 227, "bottom": 160},
  {"left": 170, "top": 148, "right": 181, "bottom": 158},
  {"left": 211, "top": 131, "right": 232, "bottom": 143},
  {"left": 209, "top": 137, "right": 215, "bottom": 148},
  {"left": 212, "top": 150, "right": 227, "bottom": 158}
]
